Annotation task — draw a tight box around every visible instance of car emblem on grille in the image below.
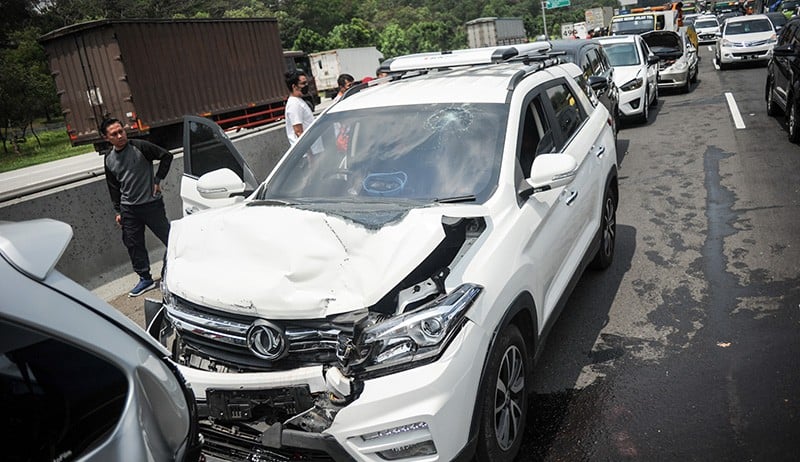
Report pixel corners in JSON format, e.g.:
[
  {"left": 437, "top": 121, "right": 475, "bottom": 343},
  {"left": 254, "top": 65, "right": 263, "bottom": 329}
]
[{"left": 246, "top": 319, "right": 286, "bottom": 360}]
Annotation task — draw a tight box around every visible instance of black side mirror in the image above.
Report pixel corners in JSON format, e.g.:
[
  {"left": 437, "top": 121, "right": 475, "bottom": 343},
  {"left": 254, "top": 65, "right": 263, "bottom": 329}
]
[
  {"left": 647, "top": 55, "right": 660, "bottom": 65},
  {"left": 588, "top": 75, "right": 609, "bottom": 92},
  {"left": 772, "top": 44, "right": 795, "bottom": 56}
]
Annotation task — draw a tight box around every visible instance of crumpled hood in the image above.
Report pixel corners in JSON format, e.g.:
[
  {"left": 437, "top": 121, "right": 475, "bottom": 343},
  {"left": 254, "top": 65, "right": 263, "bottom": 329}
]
[
  {"left": 166, "top": 203, "right": 471, "bottom": 319},
  {"left": 613, "top": 66, "right": 643, "bottom": 88}
]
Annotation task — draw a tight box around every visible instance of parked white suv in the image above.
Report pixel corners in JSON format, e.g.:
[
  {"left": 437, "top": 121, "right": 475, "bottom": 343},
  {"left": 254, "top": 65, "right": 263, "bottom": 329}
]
[{"left": 149, "top": 43, "right": 619, "bottom": 461}]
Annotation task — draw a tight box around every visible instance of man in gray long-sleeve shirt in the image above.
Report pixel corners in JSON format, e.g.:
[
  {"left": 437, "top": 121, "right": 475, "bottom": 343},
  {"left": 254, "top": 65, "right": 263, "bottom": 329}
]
[{"left": 102, "top": 118, "right": 172, "bottom": 297}]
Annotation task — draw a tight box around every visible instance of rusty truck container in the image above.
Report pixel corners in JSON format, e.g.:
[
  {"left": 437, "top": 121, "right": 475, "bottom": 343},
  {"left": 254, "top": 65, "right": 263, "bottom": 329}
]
[{"left": 40, "top": 19, "right": 287, "bottom": 149}]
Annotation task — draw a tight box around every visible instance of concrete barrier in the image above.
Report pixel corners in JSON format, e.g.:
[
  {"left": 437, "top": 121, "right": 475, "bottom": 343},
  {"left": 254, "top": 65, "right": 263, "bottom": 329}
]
[{"left": 0, "top": 122, "right": 290, "bottom": 288}]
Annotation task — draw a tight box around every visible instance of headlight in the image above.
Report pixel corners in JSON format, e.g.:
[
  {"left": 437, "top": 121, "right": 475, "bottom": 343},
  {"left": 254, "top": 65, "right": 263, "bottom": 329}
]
[
  {"left": 673, "top": 60, "right": 688, "bottom": 71},
  {"left": 343, "top": 284, "right": 482, "bottom": 378},
  {"left": 768, "top": 34, "right": 778, "bottom": 44},
  {"left": 620, "top": 77, "right": 643, "bottom": 91},
  {"left": 721, "top": 38, "right": 733, "bottom": 47}
]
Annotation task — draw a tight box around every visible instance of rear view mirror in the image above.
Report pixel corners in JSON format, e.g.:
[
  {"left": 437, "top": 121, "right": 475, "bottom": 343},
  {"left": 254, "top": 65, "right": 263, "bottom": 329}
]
[
  {"left": 197, "top": 168, "right": 246, "bottom": 199},
  {"left": 518, "top": 153, "right": 578, "bottom": 199},
  {"left": 647, "top": 55, "right": 660, "bottom": 65},
  {"left": 772, "top": 44, "right": 796, "bottom": 56},
  {"left": 588, "top": 75, "right": 609, "bottom": 92}
]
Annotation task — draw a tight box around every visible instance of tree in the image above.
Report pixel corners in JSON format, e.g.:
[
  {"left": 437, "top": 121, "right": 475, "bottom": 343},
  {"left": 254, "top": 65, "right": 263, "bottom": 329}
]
[
  {"left": 327, "top": 17, "right": 379, "bottom": 49},
  {"left": 378, "top": 23, "right": 410, "bottom": 58},
  {"left": 293, "top": 27, "right": 329, "bottom": 53},
  {"left": 222, "top": 0, "right": 272, "bottom": 18},
  {"left": 407, "top": 20, "right": 453, "bottom": 53},
  {"left": 0, "top": 28, "right": 58, "bottom": 154}
]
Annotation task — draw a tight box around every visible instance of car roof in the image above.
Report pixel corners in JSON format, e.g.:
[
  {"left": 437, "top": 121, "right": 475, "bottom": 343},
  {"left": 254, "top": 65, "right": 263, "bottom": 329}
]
[
  {"left": 548, "top": 39, "right": 599, "bottom": 52},
  {"left": 329, "top": 57, "right": 581, "bottom": 110},
  {"left": 725, "top": 13, "right": 770, "bottom": 24},
  {"left": 597, "top": 35, "right": 639, "bottom": 44}
]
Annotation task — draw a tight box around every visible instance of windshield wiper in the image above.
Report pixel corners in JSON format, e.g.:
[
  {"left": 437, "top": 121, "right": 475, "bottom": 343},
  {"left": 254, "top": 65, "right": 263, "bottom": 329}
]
[
  {"left": 247, "top": 199, "right": 295, "bottom": 206},
  {"left": 435, "top": 195, "right": 476, "bottom": 204}
]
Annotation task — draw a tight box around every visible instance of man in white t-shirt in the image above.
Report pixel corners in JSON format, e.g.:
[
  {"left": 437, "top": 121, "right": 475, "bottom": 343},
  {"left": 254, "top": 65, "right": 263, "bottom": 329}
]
[{"left": 284, "top": 70, "right": 316, "bottom": 146}]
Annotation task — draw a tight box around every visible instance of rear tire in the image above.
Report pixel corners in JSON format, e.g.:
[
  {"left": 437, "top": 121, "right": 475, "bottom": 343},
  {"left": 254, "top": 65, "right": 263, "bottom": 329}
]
[
  {"left": 788, "top": 97, "right": 800, "bottom": 143},
  {"left": 766, "top": 78, "right": 781, "bottom": 117},
  {"left": 590, "top": 187, "right": 617, "bottom": 270},
  {"left": 476, "top": 324, "right": 528, "bottom": 462}
]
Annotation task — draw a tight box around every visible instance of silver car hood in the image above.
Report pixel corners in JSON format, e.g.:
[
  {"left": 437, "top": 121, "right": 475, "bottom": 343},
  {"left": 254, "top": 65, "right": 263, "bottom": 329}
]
[{"left": 166, "top": 202, "right": 474, "bottom": 319}]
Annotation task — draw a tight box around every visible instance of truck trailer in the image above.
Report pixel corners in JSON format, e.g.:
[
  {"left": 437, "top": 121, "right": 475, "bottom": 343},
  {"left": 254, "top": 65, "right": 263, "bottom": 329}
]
[
  {"left": 40, "top": 18, "right": 288, "bottom": 151},
  {"left": 308, "top": 47, "right": 384, "bottom": 98},
  {"left": 465, "top": 17, "right": 528, "bottom": 48}
]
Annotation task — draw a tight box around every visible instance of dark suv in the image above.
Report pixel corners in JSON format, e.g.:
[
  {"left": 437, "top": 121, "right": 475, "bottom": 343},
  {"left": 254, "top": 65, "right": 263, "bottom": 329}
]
[
  {"left": 766, "top": 17, "right": 800, "bottom": 142},
  {"left": 550, "top": 39, "right": 620, "bottom": 135}
]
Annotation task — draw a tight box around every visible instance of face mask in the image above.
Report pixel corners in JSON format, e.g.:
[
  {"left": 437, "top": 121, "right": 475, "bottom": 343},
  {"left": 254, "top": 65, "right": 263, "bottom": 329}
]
[{"left": 300, "top": 85, "right": 310, "bottom": 95}]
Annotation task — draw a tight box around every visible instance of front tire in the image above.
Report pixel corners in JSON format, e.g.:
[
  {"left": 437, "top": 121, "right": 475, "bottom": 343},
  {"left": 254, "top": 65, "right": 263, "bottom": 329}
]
[
  {"left": 590, "top": 187, "right": 617, "bottom": 270},
  {"left": 639, "top": 90, "right": 650, "bottom": 124},
  {"left": 476, "top": 324, "right": 528, "bottom": 462}
]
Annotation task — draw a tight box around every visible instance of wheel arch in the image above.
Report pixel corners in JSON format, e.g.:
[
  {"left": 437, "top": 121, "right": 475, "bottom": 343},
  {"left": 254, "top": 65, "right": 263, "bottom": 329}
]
[{"left": 453, "top": 291, "right": 538, "bottom": 461}]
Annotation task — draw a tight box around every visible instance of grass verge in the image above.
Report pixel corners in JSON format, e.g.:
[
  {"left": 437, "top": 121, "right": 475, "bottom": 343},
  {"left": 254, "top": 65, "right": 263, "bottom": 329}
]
[{"left": 0, "top": 129, "right": 95, "bottom": 173}]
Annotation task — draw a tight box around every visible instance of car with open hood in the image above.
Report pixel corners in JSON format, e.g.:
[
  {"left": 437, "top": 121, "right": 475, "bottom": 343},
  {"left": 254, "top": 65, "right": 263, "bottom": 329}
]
[
  {"left": 715, "top": 14, "right": 778, "bottom": 69},
  {"left": 0, "top": 219, "right": 202, "bottom": 462},
  {"left": 643, "top": 29, "right": 699, "bottom": 93},
  {"left": 147, "top": 43, "right": 619, "bottom": 462},
  {"left": 598, "top": 34, "right": 660, "bottom": 123}
]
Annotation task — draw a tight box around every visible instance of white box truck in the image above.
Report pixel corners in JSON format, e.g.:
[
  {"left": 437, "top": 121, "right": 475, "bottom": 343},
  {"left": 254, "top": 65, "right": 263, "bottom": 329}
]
[
  {"left": 309, "top": 47, "right": 384, "bottom": 98},
  {"left": 465, "top": 17, "right": 527, "bottom": 49}
]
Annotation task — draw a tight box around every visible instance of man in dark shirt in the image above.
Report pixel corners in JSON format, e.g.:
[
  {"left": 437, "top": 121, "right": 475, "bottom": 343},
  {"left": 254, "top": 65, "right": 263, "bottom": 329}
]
[{"left": 101, "top": 118, "right": 173, "bottom": 297}]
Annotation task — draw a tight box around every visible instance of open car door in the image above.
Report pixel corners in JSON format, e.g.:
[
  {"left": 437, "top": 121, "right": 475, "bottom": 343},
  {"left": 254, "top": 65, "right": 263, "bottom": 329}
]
[{"left": 180, "top": 116, "right": 259, "bottom": 215}]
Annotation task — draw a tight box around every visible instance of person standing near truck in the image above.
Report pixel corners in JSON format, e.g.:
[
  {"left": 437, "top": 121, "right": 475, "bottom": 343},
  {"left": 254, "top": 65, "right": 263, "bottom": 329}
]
[
  {"left": 284, "top": 70, "right": 316, "bottom": 146},
  {"left": 101, "top": 118, "right": 173, "bottom": 297}
]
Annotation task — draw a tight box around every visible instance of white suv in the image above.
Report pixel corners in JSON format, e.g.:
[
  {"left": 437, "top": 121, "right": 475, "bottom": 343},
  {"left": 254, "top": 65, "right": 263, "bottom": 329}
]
[{"left": 149, "top": 43, "right": 618, "bottom": 461}]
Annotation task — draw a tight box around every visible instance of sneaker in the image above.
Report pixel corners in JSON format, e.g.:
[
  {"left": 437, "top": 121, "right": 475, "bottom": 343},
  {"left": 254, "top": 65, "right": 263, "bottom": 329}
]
[{"left": 129, "top": 278, "right": 156, "bottom": 297}]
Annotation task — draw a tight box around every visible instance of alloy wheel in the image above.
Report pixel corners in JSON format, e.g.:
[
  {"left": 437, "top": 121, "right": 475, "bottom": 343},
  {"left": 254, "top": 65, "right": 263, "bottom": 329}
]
[{"left": 494, "top": 344, "right": 525, "bottom": 451}]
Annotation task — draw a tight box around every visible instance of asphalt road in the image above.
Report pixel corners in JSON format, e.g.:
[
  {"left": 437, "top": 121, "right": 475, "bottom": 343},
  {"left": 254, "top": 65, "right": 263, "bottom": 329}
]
[{"left": 520, "top": 45, "right": 800, "bottom": 460}]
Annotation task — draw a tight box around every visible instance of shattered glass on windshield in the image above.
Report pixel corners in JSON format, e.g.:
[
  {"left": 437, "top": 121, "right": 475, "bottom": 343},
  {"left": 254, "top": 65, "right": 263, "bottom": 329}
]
[{"left": 261, "top": 103, "right": 507, "bottom": 204}]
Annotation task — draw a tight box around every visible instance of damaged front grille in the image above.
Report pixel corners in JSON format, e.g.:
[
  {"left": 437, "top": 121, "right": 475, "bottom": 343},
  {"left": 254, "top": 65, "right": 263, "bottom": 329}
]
[{"left": 164, "top": 296, "right": 345, "bottom": 372}]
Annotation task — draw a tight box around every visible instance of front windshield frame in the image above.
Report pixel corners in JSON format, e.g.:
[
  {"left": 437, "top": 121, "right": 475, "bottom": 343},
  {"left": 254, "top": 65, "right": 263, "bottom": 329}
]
[{"left": 260, "top": 103, "right": 509, "bottom": 205}]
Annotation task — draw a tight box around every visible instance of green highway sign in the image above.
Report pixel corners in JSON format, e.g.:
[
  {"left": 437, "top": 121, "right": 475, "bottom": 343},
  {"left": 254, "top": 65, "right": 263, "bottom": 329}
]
[{"left": 546, "top": 0, "right": 570, "bottom": 8}]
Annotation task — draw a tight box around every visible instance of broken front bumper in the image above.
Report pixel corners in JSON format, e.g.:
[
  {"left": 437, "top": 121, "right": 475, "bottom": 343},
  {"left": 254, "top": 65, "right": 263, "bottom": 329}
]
[{"left": 167, "top": 321, "right": 486, "bottom": 461}]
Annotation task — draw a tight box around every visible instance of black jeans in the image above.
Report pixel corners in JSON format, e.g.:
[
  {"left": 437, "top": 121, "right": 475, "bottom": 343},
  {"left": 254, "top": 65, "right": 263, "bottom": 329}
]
[{"left": 120, "top": 198, "right": 170, "bottom": 280}]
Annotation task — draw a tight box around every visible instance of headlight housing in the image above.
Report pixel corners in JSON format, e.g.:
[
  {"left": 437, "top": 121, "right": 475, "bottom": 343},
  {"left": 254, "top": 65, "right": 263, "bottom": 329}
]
[
  {"left": 620, "top": 77, "right": 643, "bottom": 91},
  {"left": 341, "top": 284, "right": 482, "bottom": 379},
  {"left": 721, "top": 38, "right": 733, "bottom": 47},
  {"left": 673, "top": 60, "right": 688, "bottom": 71}
]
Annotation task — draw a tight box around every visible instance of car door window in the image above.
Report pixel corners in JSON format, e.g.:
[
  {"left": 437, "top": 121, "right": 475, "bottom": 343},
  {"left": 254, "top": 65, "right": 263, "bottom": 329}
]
[
  {"left": 545, "top": 83, "right": 587, "bottom": 150},
  {"left": 1, "top": 319, "right": 128, "bottom": 461},
  {"left": 791, "top": 22, "right": 800, "bottom": 46},
  {"left": 519, "top": 96, "right": 554, "bottom": 176}
]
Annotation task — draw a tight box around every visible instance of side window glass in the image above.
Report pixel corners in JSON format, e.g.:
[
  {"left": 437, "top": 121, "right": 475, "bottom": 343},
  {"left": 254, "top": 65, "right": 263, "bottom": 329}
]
[
  {"left": 533, "top": 97, "right": 555, "bottom": 155},
  {"left": 518, "top": 105, "right": 540, "bottom": 178},
  {"left": 579, "top": 54, "right": 592, "bottom": 80},
  {"left": 588, "top": 49, "right": 601, "bottom": 75},
  {"left": 791, "top": 24, "right": 800, "bottom": 46},
  {"left": 545, "top": 83, "right": 586, "bottom": 149},
  {"left": 187, "top": 119, "right": 244, "bottom": 178},
  {"left": 0, "top": 320, "right": 128, "bottom": 461}
]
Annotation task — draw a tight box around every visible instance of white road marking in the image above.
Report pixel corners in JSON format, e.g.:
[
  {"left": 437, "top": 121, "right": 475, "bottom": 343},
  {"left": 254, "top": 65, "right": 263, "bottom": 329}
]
[
  {"left": 725, "top": 92, "right": 746, "bottom": 129},
  {"left": 708, "top": 46, "right": 714, "bottom": 52}
]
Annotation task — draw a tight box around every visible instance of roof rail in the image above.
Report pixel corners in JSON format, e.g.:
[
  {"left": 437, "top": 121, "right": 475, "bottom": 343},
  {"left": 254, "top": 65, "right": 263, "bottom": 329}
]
[{"left": 378, "top": 42, "right": 551, "bottom": 73}]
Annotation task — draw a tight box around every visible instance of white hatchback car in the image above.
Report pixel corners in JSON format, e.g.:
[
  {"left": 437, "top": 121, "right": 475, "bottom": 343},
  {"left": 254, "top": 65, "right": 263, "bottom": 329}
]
[
  {"left": 715, "top": 14, "right": 778, "bottom": 69},
  {"left": 150, "top": 44, "right": 619, "bottom": 462},
  {"left": 598, "top": 34, "right": 660, "bottom": 123}
]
